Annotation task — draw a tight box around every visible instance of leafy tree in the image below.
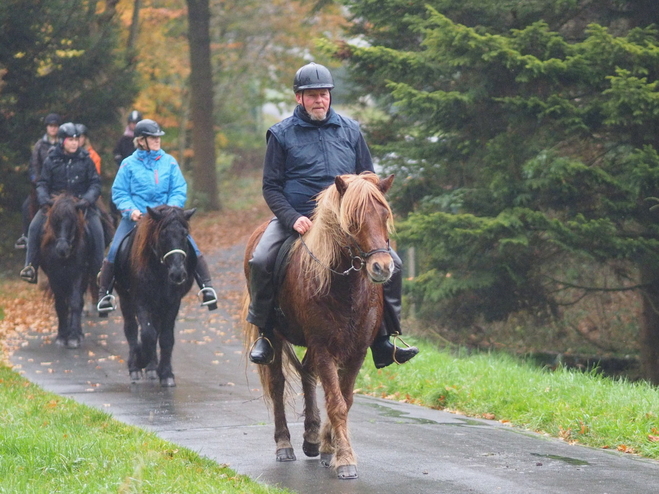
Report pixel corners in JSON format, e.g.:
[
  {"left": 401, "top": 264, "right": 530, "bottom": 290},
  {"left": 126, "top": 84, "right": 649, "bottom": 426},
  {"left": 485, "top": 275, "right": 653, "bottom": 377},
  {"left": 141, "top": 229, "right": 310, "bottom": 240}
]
[
  {"left": 334, "top": 0, "right": 659, "bottom": 381},
  {"left": 0, "top": 0, "right": 136, "bottom": 220}
]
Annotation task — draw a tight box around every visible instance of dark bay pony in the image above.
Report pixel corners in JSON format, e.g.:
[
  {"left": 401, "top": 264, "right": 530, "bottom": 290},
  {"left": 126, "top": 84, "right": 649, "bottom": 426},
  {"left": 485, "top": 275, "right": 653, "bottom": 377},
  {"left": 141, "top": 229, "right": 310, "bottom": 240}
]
[
  {"left": 40, "top": 193, "right": 98, "bottom": 348},
  {"left": 114, "top": 205, "right": 197, "bottom": 387},
  {"left": 243, "top": 172, "right": 395, "bottom": 479}
]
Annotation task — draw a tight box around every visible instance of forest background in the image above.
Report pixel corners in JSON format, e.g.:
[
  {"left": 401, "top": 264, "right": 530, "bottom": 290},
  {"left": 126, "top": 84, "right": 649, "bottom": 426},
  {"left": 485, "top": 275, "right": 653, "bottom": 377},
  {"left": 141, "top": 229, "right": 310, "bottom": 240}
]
[{"left": 3, "top": 0, "right": 659, "bottom": 382}]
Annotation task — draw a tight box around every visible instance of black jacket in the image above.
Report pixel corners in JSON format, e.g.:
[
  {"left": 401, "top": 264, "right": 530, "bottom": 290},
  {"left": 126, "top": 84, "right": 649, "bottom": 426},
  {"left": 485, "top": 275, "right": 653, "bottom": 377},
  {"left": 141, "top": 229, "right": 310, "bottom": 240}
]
[
  {"left": 36, "top": 145, "right": 101, "bottom": 207},
  {"left": 29, "top": 135, "right": 56, "bottom": 182},
  {"left": 263, "top": 106, "right": 374, "bottom": 230}
]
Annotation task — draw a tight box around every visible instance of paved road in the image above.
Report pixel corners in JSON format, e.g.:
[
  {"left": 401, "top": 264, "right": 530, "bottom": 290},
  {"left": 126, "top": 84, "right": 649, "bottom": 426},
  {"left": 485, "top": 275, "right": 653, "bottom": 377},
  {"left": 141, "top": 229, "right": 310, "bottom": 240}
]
[{"left": 9, "top": 243, "right": 659, "bottom": 494}]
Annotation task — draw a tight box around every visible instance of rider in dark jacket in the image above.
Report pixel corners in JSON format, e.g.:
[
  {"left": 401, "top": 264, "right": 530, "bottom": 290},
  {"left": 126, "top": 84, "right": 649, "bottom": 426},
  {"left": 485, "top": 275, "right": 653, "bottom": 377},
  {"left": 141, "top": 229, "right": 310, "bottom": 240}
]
[
  {"left": 247, "top": 62, "right": 419, "bottom": 369},
  {"left": 15, "top": 113, "right": 61, "bottom": 249},
  {"left": 19, "top": 122, "right": 104, "bottom": 285}
]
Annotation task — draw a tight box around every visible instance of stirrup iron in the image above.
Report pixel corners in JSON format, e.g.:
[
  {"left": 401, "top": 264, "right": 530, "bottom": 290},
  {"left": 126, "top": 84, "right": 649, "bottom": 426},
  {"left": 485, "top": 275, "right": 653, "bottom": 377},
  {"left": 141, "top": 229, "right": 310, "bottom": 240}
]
[
  {"left": 97, "top": 293, "right": 116, "bottom": 313},
  {"left": 391, "top": 333, "right": 414, "bottom": 365}
]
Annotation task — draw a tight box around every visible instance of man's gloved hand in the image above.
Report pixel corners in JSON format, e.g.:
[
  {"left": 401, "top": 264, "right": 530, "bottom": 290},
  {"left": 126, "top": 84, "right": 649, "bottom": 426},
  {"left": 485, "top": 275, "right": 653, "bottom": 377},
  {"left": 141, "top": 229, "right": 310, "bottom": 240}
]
[
  {"left": 76, "top": 199, "right": 90, "bottom": 210},
  {"left": 40, "top": 199, "right": 54, "bottom": 212}
]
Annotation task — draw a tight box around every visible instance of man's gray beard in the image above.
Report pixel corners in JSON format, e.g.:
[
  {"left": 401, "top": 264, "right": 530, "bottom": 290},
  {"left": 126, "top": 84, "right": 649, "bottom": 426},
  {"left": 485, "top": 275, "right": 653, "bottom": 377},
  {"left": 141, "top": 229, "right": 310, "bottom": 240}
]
[{"left": 309, "top": 110, "right": 327, "bottom": 121}]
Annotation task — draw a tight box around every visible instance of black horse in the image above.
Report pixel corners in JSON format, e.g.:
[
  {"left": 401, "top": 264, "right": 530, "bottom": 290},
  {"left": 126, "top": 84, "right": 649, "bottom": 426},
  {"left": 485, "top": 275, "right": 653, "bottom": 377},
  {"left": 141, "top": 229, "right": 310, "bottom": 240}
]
[
  {"left": 40, "top": 194, "right": 99, "bottom": 348},
  {"left": 114, "top": 205, "right": 197, "bottom": 387}
]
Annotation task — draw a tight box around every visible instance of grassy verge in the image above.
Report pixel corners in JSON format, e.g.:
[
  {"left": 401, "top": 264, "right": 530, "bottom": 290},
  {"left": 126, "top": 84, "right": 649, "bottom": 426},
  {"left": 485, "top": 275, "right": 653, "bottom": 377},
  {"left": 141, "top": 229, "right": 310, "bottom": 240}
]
[
  {"left": 0, "top": 366, "right": 288, "bottom": 494},
  {"left": 358, "top": 338, "right": 659, "bottom": 459}
]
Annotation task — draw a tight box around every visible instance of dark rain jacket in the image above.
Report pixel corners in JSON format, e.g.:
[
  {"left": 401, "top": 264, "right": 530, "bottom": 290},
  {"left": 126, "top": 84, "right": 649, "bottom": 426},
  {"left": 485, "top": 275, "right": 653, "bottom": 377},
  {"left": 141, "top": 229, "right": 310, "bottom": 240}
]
[
  {"left": 29, "top": 134, "right": 56, "bottom": 182},
  {"left": 262, "top": 105, "right": 374, "bottom": 230},
  {"left": 36, "top": 144, "right": 101, "bottom": 208}
]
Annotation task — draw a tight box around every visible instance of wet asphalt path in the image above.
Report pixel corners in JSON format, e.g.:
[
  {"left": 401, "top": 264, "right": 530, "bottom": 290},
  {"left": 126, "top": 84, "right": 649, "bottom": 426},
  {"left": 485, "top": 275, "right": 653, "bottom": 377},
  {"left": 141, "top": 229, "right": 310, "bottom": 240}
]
[{"left": 9, "top": 243, "right": 659, "bottom": 494}]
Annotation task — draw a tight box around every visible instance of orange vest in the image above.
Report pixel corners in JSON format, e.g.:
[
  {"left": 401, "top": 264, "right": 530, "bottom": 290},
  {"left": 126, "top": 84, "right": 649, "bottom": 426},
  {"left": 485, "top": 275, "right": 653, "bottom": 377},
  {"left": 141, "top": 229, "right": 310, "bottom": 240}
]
[{"left": 88, "top": 145, "right": 101, "bottom": 175}]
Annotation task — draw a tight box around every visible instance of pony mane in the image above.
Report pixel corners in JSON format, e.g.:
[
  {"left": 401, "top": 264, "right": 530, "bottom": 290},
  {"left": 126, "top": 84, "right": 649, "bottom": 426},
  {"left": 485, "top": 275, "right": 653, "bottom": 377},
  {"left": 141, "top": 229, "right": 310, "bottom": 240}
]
[
  {"left": 131, "top": 206, "right": 187, "bottom": 274},
  {"left": 41, "top": 194, "right": 85, "bottom": 247},
  {"left": 295, "top": 172, "right": 394, "bottom": 296}
]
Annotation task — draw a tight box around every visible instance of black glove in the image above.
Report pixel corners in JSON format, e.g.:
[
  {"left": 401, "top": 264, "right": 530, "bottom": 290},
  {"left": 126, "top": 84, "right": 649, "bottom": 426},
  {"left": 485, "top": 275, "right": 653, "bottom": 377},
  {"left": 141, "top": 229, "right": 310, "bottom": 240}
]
[
  {"left": 40, "top": 199, "right": 54, "bottom": 212},
  {"left": 76, "top": 199, "right": 90, "bottom": 210}
]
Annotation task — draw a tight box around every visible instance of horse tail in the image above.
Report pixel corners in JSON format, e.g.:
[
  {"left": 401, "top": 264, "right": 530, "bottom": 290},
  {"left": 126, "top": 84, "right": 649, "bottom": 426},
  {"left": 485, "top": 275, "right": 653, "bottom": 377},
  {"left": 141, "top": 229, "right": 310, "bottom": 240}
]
[{"left": 241, "top": 289, "right": 301, "bottom": 408}]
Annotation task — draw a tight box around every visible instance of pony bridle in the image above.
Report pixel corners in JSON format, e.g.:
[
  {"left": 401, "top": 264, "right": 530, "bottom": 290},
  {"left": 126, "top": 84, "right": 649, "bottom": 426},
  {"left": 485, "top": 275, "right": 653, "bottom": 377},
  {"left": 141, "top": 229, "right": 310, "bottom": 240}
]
[
  {"left": 160, "top": 248, "right": 187, "bottom": 264},
  {"left": 300, "top": 234, "right": 390, "bottom": 276}
]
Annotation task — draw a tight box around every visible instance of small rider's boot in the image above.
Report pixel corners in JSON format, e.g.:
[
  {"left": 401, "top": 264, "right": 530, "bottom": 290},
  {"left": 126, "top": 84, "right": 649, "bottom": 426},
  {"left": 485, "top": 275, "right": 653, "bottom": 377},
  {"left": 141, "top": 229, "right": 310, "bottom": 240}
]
[
  {"left": 195, "top": 255, "right": 218, "bottom": 311},
  {"left": 371, "top": 283, "right": 419, "bottom": 368},
  {"left": 19, "top": 264, "right": 38, "bottom": 284},
  {"left": 249, "top": 325, "right": 275, "bottom": 365},
  {"left": 96, "top": 260, "right": 116, "bottom": 317}
]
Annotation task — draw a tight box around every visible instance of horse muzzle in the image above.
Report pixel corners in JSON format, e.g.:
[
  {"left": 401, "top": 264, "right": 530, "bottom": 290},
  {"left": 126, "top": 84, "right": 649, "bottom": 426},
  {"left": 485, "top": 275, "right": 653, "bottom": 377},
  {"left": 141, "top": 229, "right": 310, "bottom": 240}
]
[
  {"left": 367, "top": 256, "right": 394, "bottom": 284},
  {"left": 55, "top": 239, "right": 72, "bottom": 258}
]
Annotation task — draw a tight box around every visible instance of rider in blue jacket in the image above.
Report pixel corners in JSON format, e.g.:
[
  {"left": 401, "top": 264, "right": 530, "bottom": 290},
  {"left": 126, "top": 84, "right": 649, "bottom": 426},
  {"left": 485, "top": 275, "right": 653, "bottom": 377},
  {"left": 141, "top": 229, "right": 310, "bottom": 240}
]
[
  {"left": 96, "top": 119, "right": 217, "bottom": 314},
  {"left": 247, "top": 62, "right": 419, "bottom": 368}
]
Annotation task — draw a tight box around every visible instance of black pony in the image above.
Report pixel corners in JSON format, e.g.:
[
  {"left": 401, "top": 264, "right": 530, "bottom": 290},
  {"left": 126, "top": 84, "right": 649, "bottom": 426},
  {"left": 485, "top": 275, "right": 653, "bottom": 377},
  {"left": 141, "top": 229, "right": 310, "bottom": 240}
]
[
  {"left": 40, "top": 194, "right": 98, "bottom": 348},
  {"left": 115, "top": 205, "right": 197, "bottom": 387}
]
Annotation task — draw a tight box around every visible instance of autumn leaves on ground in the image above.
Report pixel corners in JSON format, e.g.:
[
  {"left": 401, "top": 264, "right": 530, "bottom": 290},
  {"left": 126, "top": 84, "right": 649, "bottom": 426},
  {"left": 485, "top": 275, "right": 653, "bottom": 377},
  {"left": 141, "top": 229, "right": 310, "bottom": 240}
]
[{"left": 0, "top": 201, "right": 271, "bottom": 364}]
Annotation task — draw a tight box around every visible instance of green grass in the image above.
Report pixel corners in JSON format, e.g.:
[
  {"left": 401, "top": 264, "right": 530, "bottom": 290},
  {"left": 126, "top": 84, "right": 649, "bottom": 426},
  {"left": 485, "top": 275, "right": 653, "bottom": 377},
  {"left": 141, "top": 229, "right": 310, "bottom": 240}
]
[
  {"left": 359, "top": 338, "right": 659, "bottom": 459},
  {"left": 0, "top": 366, "right": 289, "bottom": 494}
]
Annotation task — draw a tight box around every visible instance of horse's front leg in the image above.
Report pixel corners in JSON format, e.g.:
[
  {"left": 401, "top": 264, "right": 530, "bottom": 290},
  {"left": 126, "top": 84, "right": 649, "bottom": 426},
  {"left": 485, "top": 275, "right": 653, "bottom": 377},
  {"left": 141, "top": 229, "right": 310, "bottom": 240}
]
[
  {"left": 156, "top": 306, "right": 179, "bottom": 387},
  {"left": 119, "top": 296, "right": 141, "bottom": 382},
  {"left": 300, "top": 352, "right": 321, "bottom": 458},
  {"left": 65, "top": 276, "right": 86, "bottom": 349},
  {"left": 135, "top": 303, "right": 157, "bottom": 374},
  {"left": 316, "top": 350, "right": 358, "bottom": 479},
  {"left": 53, "top": 291, "right": 70, "bottom": 348},
  {"left": 266, "top": 336, "right": 295, "bottom": 461}
]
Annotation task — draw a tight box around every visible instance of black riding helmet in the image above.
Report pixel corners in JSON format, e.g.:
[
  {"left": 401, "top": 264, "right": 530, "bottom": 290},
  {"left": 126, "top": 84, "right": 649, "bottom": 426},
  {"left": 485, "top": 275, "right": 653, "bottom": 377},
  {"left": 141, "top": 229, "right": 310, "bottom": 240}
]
[
  {"left": 127, "top": 110, "right": 143, "bottom": 123},
  {"left": 134, "top": 119, "right": 165, "bottom": 138},
  {"left": 75, "top": 123, "right": 88, "bottom": 136},
  {"left": 57, "top": 122, "right": 79, "bottom": 140},
  {"left": 293, "top": 62, "right": 334, "bottom": 93},
  {"left": 44, "top": 113, "right": 62, "bottom": 126}
]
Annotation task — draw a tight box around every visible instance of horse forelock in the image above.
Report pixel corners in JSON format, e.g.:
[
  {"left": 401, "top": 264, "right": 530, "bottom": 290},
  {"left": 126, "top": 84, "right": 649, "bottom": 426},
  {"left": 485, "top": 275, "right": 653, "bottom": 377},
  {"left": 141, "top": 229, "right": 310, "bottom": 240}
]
[
  {"left": 42, "top": 194, "right": 85, "bottom": 247},
  {"left": 296, "top": 173, "right": 393, "bottom": 295},
  {"left": 131, "top": 206, "right": 189, "bottom": 273}
]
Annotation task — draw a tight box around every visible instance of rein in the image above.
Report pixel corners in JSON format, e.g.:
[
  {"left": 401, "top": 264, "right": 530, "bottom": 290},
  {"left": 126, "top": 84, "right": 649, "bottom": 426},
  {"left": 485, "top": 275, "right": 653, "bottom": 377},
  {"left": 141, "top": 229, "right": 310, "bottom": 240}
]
[{"left": 299, "top": 234, "right": 390, "bottom": 277}]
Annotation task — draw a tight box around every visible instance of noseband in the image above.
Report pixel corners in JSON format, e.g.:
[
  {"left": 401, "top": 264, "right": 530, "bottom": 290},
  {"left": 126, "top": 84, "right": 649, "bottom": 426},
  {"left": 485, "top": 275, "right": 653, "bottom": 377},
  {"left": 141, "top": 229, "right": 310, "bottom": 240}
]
[{"left": 300, "top": 234, "right": 390, "bottom": 276}]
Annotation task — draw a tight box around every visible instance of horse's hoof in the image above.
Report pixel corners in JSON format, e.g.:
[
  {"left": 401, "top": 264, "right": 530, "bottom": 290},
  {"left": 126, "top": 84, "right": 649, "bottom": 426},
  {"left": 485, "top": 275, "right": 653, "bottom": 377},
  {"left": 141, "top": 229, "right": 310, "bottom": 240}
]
[
  {"left": 320, "top": 453, "right": 332, "bottom": 468},
  {"left": 276, "top": 448, "right": 296, "bottom": 462},
  {"left": 66, "top": 338, "right": 81, "bottom": 349},
  {"left": 160, "top": 377, "right": 176, "bottom": 387},
  {"left": 302, "top": 440, "right": 320, "bottom": 457},
  {"left": 129, "top": 371, "right": 142, "bottom": 382},
  {"left": 145, "top": 370, "right": 158, "bottom": 380},
  {"left": 54, "top": 337, "right": 67, "bottom": 347},
  {"left": 337, "top": 465, "right": 358, "bottom": 479}
]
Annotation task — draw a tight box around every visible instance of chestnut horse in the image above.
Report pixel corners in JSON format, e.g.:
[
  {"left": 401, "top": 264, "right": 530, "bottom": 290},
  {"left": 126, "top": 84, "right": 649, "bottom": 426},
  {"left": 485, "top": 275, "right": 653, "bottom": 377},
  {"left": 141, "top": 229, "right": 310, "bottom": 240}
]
[
  {"left": 243, "top": 172, "right": 395, "bottom": 479},
  {"left": 114, "top": 205, "right": 196, "bottom": 387},
  {"left": 40, "top": 193, "right": 99, "bottom": 348}
]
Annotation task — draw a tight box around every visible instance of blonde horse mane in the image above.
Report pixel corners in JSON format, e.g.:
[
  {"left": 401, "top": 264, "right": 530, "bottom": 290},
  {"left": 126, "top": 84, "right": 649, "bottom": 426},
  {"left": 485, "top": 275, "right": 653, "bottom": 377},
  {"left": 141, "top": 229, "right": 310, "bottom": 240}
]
[{"left": 293, "top": 172, "right": 394, "bottom": 296}]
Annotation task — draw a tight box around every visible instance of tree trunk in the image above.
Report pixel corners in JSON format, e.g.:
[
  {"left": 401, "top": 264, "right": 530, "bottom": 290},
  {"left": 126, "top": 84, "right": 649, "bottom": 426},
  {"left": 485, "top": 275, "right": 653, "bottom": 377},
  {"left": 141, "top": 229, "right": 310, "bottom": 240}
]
[
  {"left": 127, "top": 0, "right": 141, "bottom": 55},
  {"left": 640, "top": 262, "right": 659, "bottom": 384},
  {"left": 186, "top": 0, "right": 220, "bottom": 210}
]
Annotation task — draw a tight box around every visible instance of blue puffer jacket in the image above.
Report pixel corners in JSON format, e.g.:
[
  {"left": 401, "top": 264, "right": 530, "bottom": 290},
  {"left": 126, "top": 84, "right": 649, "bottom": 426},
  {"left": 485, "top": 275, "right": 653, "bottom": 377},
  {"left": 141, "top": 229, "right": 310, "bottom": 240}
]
[
  {"left": 263, "top": 106, "right": 374, "bottom": 230},
  {"left": 112, "top": 148, "right": 187, "bottom": 219}
]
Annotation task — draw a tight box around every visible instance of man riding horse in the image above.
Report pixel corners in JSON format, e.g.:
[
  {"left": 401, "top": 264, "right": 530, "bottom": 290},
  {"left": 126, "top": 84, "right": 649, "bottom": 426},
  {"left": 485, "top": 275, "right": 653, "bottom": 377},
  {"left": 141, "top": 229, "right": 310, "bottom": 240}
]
[{"left": 247, "top": 62, "right": 419, "bottom": 368}]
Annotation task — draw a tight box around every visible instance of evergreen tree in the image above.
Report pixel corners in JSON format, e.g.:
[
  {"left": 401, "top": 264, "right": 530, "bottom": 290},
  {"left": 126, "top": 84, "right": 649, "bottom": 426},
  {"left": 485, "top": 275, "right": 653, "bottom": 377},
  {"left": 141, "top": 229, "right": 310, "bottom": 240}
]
[{"left": 336, "top": 0, "right": 659, "bottom": 381}]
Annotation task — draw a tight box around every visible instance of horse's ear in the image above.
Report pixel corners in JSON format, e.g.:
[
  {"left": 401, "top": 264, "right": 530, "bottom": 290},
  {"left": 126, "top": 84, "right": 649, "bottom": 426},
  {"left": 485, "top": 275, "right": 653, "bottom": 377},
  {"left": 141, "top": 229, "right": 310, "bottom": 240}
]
[
  {"left": 335, "top": 175, "right": 348, "bottom": 197},
  {"left": 184, "top": 208, "right": 197, "bottom": 220},
  {"left": 379, "top": 174, "right": 395, "bottom": 194},
  {"left": 147, "top": 206, "right": 161, "bottom": 221}
]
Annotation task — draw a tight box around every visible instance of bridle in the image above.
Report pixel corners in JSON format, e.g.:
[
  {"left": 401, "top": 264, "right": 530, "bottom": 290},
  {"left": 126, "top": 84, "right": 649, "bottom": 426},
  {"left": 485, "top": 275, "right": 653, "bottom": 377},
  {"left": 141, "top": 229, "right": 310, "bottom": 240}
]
[
  {"left": 160, "top": 248, "right": 187, "bottom": 264},
  {"left": 300, "top": 233, "right": 390, "bottom": 276}
]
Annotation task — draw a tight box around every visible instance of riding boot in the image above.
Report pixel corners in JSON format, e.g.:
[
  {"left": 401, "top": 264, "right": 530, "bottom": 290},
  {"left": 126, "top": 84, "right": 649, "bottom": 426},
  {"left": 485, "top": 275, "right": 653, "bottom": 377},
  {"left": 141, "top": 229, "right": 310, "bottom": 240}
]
[
  {"left": 249, "top": 325, "right": 275, "bottom": 365},
  {"left": 194, "top": 255, "right": 218, "bottom": 311},
  {"left": 97, "top": 260, "right": 116, "bottom": 317},
  {"left": 371, "top": 265, "right": 419, "bottom": 368},
  {"left": 20, "top": 217, "right": 42, "bottom": 284}
]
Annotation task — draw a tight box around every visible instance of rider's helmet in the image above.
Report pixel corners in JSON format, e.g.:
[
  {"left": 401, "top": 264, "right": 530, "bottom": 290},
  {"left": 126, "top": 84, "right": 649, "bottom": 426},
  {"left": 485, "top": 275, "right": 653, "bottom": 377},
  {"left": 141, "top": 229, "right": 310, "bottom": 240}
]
[
  {"left": 127, "top": 110, "right": 143, "bottom": 123},
  {"left": 134, "top": 119, "right": 165, "bottom": 138},
  {"left": 293, "top": 62, "right": 334, "bottom": 93},
  {"left": 57, "top": 122, "right": 79, "bottom": 140},
  {"left": 44, "top": 113, "right": 62, "bottom": 126},
  {"left": 75, "top": 123, "right": 88, "bottom": 136}
]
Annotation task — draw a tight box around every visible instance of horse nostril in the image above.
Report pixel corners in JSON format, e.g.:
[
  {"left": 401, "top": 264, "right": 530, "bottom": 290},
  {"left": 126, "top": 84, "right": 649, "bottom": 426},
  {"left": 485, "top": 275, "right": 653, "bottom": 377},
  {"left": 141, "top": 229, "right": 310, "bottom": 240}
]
[{"left": 373, "top": 262, "right": 382, "bottom": 275}]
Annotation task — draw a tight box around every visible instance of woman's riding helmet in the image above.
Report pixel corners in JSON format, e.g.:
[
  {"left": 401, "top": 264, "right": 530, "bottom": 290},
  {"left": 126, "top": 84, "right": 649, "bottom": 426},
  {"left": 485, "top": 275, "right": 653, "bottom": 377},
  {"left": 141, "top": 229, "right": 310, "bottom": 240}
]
[
  {"left": 57, "top": 122, "right": 79, "bottom": 140},
  {"left": 293, "top": 62, "right": 334, "bottom": 93},
  {"left": 127, "top": 110, "right": 143, "bottom": 123},
  {"left": 134, "top": 119, "right": 165, "bottom": 138},
  {"left": 44, "top": 113, "right": 62, "bottom": 126}
]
